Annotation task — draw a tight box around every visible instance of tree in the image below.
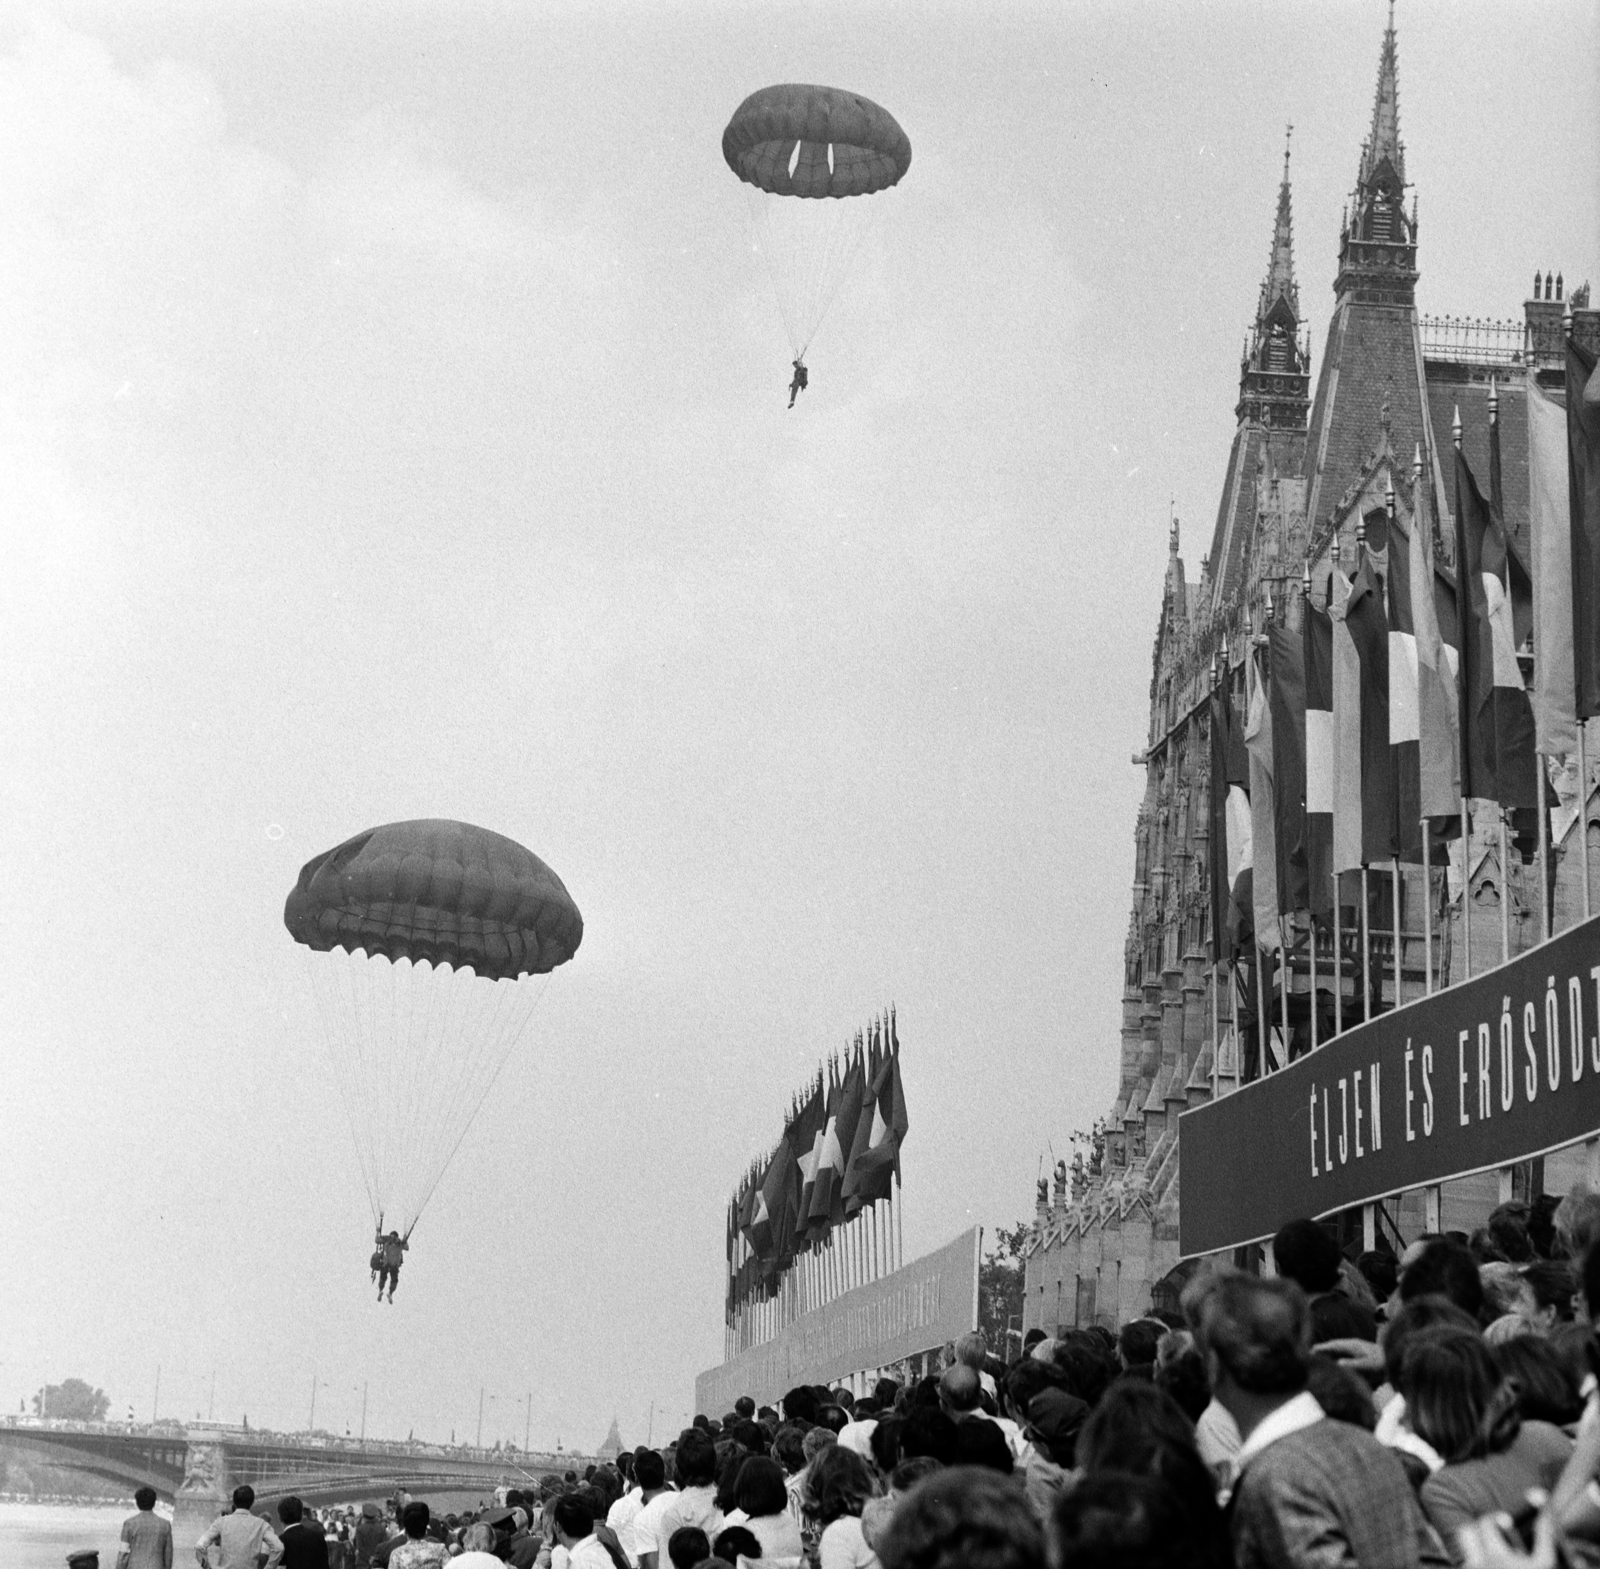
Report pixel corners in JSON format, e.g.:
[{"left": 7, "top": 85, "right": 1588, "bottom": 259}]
[
  {"left": 978, "top": 1223, "right": 1030, "bottom": 1355},
  {"left": 33, "top": 1379, "right": 111, "bottom": 1422}
]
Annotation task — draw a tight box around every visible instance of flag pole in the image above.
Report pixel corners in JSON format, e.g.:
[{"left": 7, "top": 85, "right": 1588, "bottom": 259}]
[
  {"left": 1211, "top": 959, "right": 1222, "bottom": 1092},
  {"left": 1537, "top": 755, "right": 1552, "bottom": 941},
  {"left": 1499, "top": 812, "right": 1513, "bottom": 963},
  {"left": 1361, "top": 865, "right": 1371, "bottom": 1020},
  {"left": 1393, "top": 859, "right": 1405, "bottom": 1010},
  {"left": 1255, "top": 947, "right": 1269, "bottom": 1079},
  {"left": 1231, "top": 962, "right": 1243, "bottom": 1091},
  {"left": 1454, "top": 410, "right": 1474, "bottom": 979},
  {"left": 1279, "top": 920, "right": 1291, "bottom": 1063},
  {"left": 1332, "top": 874, "right": 1343, "bottom": 1036},
  {"left": 1582, "top": 723, "right": 1593, "bottom": 922},
  {"left": 1422, "top": 824, "right": 1434, "bottom": 994},
  {"left": 1309, "top": 917, "right": 1318, "bottom": 1051}
]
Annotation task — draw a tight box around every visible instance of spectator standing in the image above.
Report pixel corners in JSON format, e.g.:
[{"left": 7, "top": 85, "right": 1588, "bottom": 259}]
[
  {"left": 194, "top": 1486, "right": 284, "bottom": 1569},
  {"left": 721, "top": 1455, "right": 803, "bottom": 1559},
  {"left": 118, "top": 1486, "right": 173, "bottom": 1569},
  {"left": 878, "top": 1466, "right": 1041, "bottom": 1569},
  {"left": 277, "top": 1498, "right": 331, "bottom": 1569},
  {"left": 450, "top": 1523, "right": 502, "bottom": 1569},
  {"left": 804, "top": 1444, "right": 881, "bottom": 1569},
  {"left": 387, "top": 1504, "right": 448, "bottom": 1569},
  {"left": 552, "top": 1496, "right": 614, "bottom": 1569},
  {"left": 1272, "top": 1219, "right": 1379, "bottom": 1341},
  {"left": 1186, "top": 1269, "right": 1449, "bottom": 1568},
  {"left": 353, "top": 1504, "right": 388, "bottom": 1568},
  {"left": 636, "top": 1429, "right": 723, "bottom": 1569}
]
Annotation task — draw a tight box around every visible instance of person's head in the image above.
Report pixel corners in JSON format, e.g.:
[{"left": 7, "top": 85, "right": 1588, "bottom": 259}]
[
  {"left": 616, "top": 1451, "right": 636, "bottom": 1484},
  {"left": 1479, "top": 1261, "right": 1536, "bottom": 1321},
  {"left": 277, "top": 1497, "right": 305, "bottom": 1526},
  {"left": 1398, "top": 1326, "right": 1521, "bottom": 1464},
  {"left": 732, "top": 1456, "right": 787, "bottom": 1519},
  {"left": 1399, "top": 1240, "right": 1486, "bottom": 1320},
  {"left": 873, "top": 1378, "right": 902, "bottom": 1408},
  {"left": 388, "top": 1230, "right": 400, "bottom": 1242},
  {"left": 801, "top": 1426, "right": 837, "bottom": 1466},
  {"left": 1002, "top": 1356, "right": 1065, "bottom": 1424},
  {"left": 900, "top": 1407, "right": 959, "bottom": 1466},
  {"left": 878, "top": 1466, "right": 1042, "bottom": 1569},
  {"left": 675, "top": 1428, "right": 718, "bottom": 1488},
  {"left": 1488, "top": 1201, "right": 1535, "bottom": 1263},
  {"left": 401, "top": 1503, "right": 430, "bottom": 1541},
  {"left": 1305, "top": 1355, "right": 1376, "bottom": 1431},
  {"left": 1556, "top": 1184, "right": 1600, "bottom": 1260},
  {"left": 803, "top": 1443, "right": 879, "bottom": 1527},
  {"left": 950, "top": 1418, "right": 1013, "bottom": 1474},
  {"left": 1355, "top": 1249, "right": 1399, "bottom": 1303},
  {"left": 1380, "top": 1294, "right": 1480, "bottom": 1387},
  {"left": 1022, "top": 1328, "right": 1047, "bottom": 1354},
  {"left": 1493, "top": 1334, "right": 1585, "bottom": 1426},
  {"left": 1048, "top": 1470, "right": 1207, "bottom": 1569},
  {"left": 938, "top": 1365, "right": 981, "bottom": 1417},
  {"left": 1023, "top": 1388, "right": 1088, "bottom": 1470},
  {"left": 734, "top": 1395, "right": 756, "bottom": 1420},
  {"left": 1151, "top": 1330, "right": 1210, "bottom": 1424},
  {"left": 666, "top": 1527, "right": 710, "bottom": 1569},
  {"left": 729, "top": 1419, "right": 767, "bottom": 1456},
  {"left": 552, "top": 1495, "right": 593, "bottom": 1546},
  {"left": 1048, "top": 1331, "right": 1115, "bottom": 1407},
  {"left": 869, "top": 1415, "right": 904, "bottom": 1476},
  {"left": 232, "top": 1486, "right": 256, "bottom": 1513},
  {"left": 816, "top": 1404, "right": 849, "bottom": 1435},
  {"left": 1116, "top": 1319, "right": 1164, "bottom": 1372},
  {"left": 1271, "top": 1218, "right": 1344, "bottom": 1295},
  {"left": 134, "top": 1487, "right": 157, "bottom": 1513},
  {"left": 772, "top": 1425, "right": 807, "bottom": 1476},
  {"left": 954, "top": 1331, "right": 988, "bottom": 1372},
  {"left": 1075, "top": 1381, "right": 1202, "bottom": 1491},
  {"left": 713, "top": 1525, "right": 761, "bottom": 1563},
  {"left": 462, "top": 1523, "right": 496, "bottom": 1553},
  {"left": 1184, "top": 1270, "right": 1311, "bottom": 1405},
  {"left": 782, "top": 1386, "right": 819, "bottom": 1425},
  {"left": 634, "top": 1448, "right": 666, "bottom": 1493},
  {"left": 1523, "top": 1260, "right": 1577, "bottom": 1328}
]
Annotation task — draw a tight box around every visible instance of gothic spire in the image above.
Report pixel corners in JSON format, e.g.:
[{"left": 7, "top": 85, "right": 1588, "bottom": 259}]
[
  {"left": 1361, "top": 0, "right": 1405, "bottom": 187},
  {"left": 1257, "top": 125, "right": 1299, "bottom": 326}
]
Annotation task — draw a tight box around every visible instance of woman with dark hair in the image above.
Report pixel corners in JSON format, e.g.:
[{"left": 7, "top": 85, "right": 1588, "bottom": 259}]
[
  {"left": 388, "top": 1503, "right": 448, "bottom": 1568},
  {"left": 722, "top": 1456, "right": 802, "bottom": 1560},
  {"left": 1072, "top": 1383, "right": 1227, "bottom": 1569},
  {"left": 803, "top": 1445, "right": 881, "bottom": 1568},
  {"left": 878, "top": 1467, "right": 1041, "bottom": 1569},
  {"left": 1397, "top": 1326, "right": 1572, "bottom": 1555},
  {"left": 1491, "top": 1334, "right": 1585, "bottom": 1427}
]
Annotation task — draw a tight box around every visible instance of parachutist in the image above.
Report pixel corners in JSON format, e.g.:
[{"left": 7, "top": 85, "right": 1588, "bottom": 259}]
[
  {"left": 787, "top": 359, "right": 808, "bottom": 408},
  {"left": 374, "top": 1228, "right": 408, "bottom": 1302}
]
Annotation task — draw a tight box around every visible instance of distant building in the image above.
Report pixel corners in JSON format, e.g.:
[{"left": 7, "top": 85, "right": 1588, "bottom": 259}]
[
  {"left": 1022, "top": 9, "right": 1600, "bottom": 1333},
  {"left": 597, "top": 1416, "right": 623, "bottom": 1461}
]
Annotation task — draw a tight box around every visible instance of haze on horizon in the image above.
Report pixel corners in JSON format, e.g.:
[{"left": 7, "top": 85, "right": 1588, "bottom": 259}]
[{"left": 0, "top": 0, "right": 1595, "bottom": 1453}]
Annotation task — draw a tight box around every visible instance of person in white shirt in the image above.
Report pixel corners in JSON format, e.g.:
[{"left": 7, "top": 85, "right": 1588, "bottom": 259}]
[
  {"left": 802, "top": 1445, "right": 881, "bottom": 1569},
  {"left": 195, "top": 1486, "right": 283, "bottom": 1569},
  {"left": 551, "top": 1496, "right": 614, "bottom": 1569},
  {"left": 613, "top": 1449, "right": 668, "bottom": 1567},
  {"left": 636, "top": 1431, "right": 722, "bottom": 1569},
  {"left": 719, "top": 1457, "right": 803, "bottom": 1560},
  {"left": 449, "top": 1522, "right": 503, "bottom": 1569}
]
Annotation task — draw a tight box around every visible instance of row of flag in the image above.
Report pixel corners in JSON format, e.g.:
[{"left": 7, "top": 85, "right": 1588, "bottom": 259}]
[
  {"left": 725, "top": 1010, "right": 909, "bottom": 1320},
  {"left": 1209, "top": 339, "right": 1600, "bottom": 963}
]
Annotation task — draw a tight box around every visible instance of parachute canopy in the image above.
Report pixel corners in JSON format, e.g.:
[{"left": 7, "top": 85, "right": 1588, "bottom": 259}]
[
  {"left": 724, "top": 85, "right": 911, "bottom": 362},
  {"left": 285, "top": 818, "right": 581, "bottom": 981},
  {"left": 285, "top": 819, "right": 581, "bottom": 1236},
  {"left": 722, "top": 85, "right": 911, "bottom": 199}
]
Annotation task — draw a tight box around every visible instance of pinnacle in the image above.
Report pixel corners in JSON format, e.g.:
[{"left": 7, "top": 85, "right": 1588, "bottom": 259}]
[
  {"left": 1362, "top": 1, "right": 1405, "bottom": 184},
  {"left": 1256, "top": 127, "right": 1299, "bottom": 326}
]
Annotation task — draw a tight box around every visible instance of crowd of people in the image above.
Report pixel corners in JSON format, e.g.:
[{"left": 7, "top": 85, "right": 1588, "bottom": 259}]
[{"left": 125, "top": 1185, "right": 1600, "bottom": 1569}]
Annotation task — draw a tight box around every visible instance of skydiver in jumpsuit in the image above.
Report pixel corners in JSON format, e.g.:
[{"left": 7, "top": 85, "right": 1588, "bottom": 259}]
[
  {"left": 373, "top": 1228, "right": 408, "bottom": 1302},
  {"left": 788, "top": 359, "right": 808, "bottom": 408}
]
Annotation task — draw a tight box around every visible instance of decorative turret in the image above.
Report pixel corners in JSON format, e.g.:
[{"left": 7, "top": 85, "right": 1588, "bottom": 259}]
[
  {"left": 1237, "top": 128, "right": 1311, "bottom": 430},
  {"left": 1334, "top": 2, "right": 1418, "bottom": 307}
]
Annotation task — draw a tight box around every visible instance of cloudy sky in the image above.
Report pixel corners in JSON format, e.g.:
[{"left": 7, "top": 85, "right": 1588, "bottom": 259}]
[{"left": 1, "top": 0, "right": 1595, "bottom": 1450}]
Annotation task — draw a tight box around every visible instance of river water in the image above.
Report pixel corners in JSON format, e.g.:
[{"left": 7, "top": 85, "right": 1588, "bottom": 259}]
[{"left": 0, "top": 1502, "right": 144, "bottom": 1569}]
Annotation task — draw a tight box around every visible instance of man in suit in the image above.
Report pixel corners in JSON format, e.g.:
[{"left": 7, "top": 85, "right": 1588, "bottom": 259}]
[
  {"left": 276, "top": 1497, "right": 330, "bottom": 1569},
  {"left": 1186, "top": 1267, "right": 1450, "bottom": 1569}
]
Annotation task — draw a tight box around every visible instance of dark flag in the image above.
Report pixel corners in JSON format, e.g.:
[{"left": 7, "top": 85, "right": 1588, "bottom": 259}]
[
  {"left": 1344, "top": 546, "right": 1396, "bottom": 861},
  {"left": 789, "top": 1073, "right": 825, "bottom": 1249},
  {"left": 826, "top": 1044, "right": 867, "bottom": 1226},
  {"left": 1303, "top": 595, "right": 1335, "bottom": 918},
  {"left": 1269, "top": 622, "right": 1309, "bottom": 913},
  {"left": 854, "top": 1017, "right": 909, "bottom": 1199},
  {"left": 1571, "top": 340, "right": 1600, "bottom": 720},
  {"left": 1455, "top": 446, "right": 1538, "bottom": 807},
  {"left": 1385, "top": 510, "right": 1425, "bottom": 860},
  {"left": 752, "top": 1135, "right": 792, "bottom": 1257},
  {"left": 841, "top": 1029, "right": 881, "bottom": 1216}
]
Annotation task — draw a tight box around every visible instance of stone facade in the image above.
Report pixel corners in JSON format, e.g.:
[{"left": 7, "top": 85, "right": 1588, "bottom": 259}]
[{"left": 1022, "top": 14, "right": 1600, "bottom": 1335}]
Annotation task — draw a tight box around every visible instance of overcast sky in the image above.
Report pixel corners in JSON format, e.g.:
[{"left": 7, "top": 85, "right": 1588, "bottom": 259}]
[{"left": 1, "top": 0, "right": 1595, "bottom": 1452}]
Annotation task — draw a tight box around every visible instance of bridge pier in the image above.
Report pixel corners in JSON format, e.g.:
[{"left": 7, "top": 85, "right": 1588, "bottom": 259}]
[{"left": 171, "top": 1439, "right": 230, "bottom": 1559}]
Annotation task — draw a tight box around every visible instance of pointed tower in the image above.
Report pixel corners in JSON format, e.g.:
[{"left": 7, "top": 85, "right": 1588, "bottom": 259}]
[
  {"left": 1237, "top": 130, "right": 1311, "bottom": 430},
  {"left": 1206, "top": 135, "right": 1312, "bottom": 609},
  {"left": 1334, "top": 3, "right": 1417, "bottom": 308},
  {"left": 598, "top": 1415, "right": 623, "bottom": 1459}
]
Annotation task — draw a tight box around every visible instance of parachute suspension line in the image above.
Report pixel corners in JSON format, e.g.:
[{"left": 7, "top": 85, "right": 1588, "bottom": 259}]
[
  {"left": 306, "top": 951, "right": 381, "bottom": 1225},
  {"left": 408, "top": 973, "right": 551, "bottom": 1226}
]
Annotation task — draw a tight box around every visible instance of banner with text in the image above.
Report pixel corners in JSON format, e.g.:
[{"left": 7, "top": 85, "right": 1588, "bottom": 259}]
[
  {"left": 695, "top": 1228, "right": 979, "bottom": 1415},
  {"left": 1180, "top": 916, "right": 1600, "bottom": 1256}
]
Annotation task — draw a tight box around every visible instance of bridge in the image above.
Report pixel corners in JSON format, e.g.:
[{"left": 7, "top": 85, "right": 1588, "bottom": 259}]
[{"left": 0, "top": 1418, "right": 599, "bottom": 1542}]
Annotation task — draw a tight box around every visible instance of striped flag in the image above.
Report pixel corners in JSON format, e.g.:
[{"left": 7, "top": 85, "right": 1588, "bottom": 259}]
[
  {"left": 1330, "top": 568, "right": 1364, "bottom": 876},
  {"left": 1245, "top": 646, "right": 1282, "bottom": 954},
  {"left": 1345, "top": 545, "right": 1397, "bottom": 862},
  {"left": 1410, "top": 452, "right": 1461, "bottom": 818},
  {"left": 1385, "top": 506, "right": 1425, "bottom": 861},
  {"left": 1269, "top": 622, "right": 1309, "bottom": 914},
  {"left": 1209, "top": 663, "right": 1253, "bottom": 959},
  {"left": 1304, "top": 593, "right": 1335, "bottom": 918}
]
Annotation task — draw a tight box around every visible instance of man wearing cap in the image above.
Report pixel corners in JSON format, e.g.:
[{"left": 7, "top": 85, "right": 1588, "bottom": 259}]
[
  {"left": 1018, "top": 1388, "right": 1084, "bottom": 1520},
  {"left": 352, "top": 1505, "right": 387, "bottom": 1569}
]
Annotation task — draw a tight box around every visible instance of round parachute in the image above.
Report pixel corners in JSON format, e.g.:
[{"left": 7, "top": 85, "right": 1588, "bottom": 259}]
[
  {"left": 723, "top": 85, "right": 911, "bottom": 360},
  {"left": 285, "top": 820, "right": 581, "bottom": 1236},
  {"left": 722, "top": 85, "right": 911, "bottom": 199}
]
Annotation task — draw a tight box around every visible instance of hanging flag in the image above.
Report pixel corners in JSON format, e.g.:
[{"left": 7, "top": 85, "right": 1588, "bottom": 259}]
[
  {"left": 1529, "top": 374, "right": 1576, "bottom": 756},
  {"left": 1209, "top": 661, "right": 1253, "bottom": 958},
  {"left": 1245, "top": 645, "right": 1282, "bottom": 954},
  {"left": 1330, "top": 568, "right": 1364, "bottom": 876},
  {"left": 791, "top": 1073, "right": 826, "bottom": 1245},
  {"left": 752, "top": 1135, "right": 792, "bottom": 1257},
  {"left": 854, "top": 1023, "right": 909, "bottom": 1197},
  {"left": 1410, "top": 455, "right": 1461, "bottom": 820},
  {"left": 1455, "top": 446, "right": 1538, "bottom": 808},
  {"left": 1344, "top": 546, "right": 1397, "bottom": 862},
  {"left": 1570, "top": 341, "right": 1600, "bottom": 721},
  {"left": 826, "top": 1045, "right": 867, "bottom": 1225},
  {"left": 1303, "top": 594, "right": 1334, "bottom": 919},
  {"left": 841, "top": 1029, "right": 881, "bottom": 1216},
  {"left": 1385, "top": 510, "right": 1425, "bottom": 862},
  {"left": 804, "top": 1066, "right": 839, "bottom": 1238},
  {"left": 1269, "top": 622, "right": 1309, "bottom": 915}
]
